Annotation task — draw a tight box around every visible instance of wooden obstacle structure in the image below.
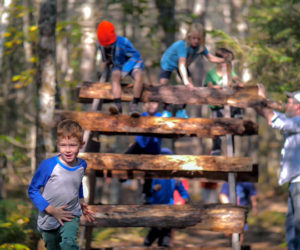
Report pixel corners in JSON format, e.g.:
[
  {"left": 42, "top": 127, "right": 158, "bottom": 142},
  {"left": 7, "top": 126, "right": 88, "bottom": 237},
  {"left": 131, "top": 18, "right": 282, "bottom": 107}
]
[{"left": 56, "top": 83, "right": 264, "bottom": 249}]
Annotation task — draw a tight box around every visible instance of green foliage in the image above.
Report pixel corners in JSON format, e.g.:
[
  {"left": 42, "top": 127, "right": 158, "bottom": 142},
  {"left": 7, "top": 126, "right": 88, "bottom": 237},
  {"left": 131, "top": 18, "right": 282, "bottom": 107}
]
[
  {"left": 0, "top": 199, "right": 38, "bottom": 249},
  {"left": 246, "top": 0, "right": 300, "bottom": 95}
]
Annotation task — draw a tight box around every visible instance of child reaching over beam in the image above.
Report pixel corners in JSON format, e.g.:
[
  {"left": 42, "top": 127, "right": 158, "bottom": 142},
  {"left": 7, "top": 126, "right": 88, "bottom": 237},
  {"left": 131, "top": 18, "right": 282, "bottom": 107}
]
[{"left": 159, "top": 23, "right": 227, "bottom": 118}]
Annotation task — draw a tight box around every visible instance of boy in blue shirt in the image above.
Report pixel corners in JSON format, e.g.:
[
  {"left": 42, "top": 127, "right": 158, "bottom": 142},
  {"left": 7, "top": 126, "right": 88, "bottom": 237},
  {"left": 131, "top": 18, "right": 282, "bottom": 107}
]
[
  {"left": 97, "top": 20, "right": 144, "bottom": 117},
  {"left": 28, "top": 119, "right": 94, "bottom": 250},
  {"left": 143, "top": 148, "right": 190, "bottom": 247},
  {"left": 219, "top": 182, "right": 257, "bottom": 245},
  {"left": 160, "top": 23, "right": 225, "bottom": 118}
]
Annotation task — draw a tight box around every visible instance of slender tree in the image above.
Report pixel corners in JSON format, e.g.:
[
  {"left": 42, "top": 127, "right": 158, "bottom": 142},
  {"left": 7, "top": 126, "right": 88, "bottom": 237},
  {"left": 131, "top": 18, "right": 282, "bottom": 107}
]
[{"left": 35, "top": 0, "right": 57, "bottom": 166}]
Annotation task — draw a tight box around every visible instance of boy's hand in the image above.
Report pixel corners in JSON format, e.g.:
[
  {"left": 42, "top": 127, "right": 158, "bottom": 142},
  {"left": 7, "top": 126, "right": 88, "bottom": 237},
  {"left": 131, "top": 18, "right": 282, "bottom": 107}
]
[
  {"left": 184, "top": 198, "right": 190, "bottom": 204},
  {"left": 45, "top": 205, "right": 74, "bottom": 226},
  {"left": 257, "top": 83, "right": 266, "bottom": 98},
  {"left": 153, "top": 184, "right": 162, "bottom": 192},
  {"left": 81, "top": 203, "right": 95, "bottom": 223},
  {"left": 185, "top": 82, "right": 195, "bottom": 91}
]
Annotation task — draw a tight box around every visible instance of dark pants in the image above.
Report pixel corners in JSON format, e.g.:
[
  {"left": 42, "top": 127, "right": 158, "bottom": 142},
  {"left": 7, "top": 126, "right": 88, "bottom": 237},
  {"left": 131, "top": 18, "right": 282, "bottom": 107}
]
[
  {"left": 286, "top": 182, "right": 300, "bottom": 250},
  {"left": 39, "top": 216, "right": 80, "bottom": 250},
  {"left": 144, "top": 227, "right": 172, "bottom": 247}
]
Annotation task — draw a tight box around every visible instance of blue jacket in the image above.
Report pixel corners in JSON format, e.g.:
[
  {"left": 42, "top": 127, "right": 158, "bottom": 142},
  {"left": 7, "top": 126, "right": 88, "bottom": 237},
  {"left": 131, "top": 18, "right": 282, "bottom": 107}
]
[
  {"left": 148, "top": 179, "right": 190, "bottom": 205},
  {"left": 99, "top": 36, "right": 144, "bottom": 75},
  {"left": 135, "top": 111, "right": 162, "bottom": 154}
]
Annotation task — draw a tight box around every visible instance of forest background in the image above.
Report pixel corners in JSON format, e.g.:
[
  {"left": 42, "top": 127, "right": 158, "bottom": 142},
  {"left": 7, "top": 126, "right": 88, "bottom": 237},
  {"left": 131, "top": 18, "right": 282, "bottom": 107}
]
[{"left": 0, "top": 0, "right": 299, "bottom": 249}]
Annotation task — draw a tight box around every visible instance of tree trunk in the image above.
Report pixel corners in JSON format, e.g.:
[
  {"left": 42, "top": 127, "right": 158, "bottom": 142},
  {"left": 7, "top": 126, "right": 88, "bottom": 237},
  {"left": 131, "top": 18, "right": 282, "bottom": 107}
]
[
  {"left": 79, "top": 0, "right": 97, "bottom": 82},
  {"left": 35, "top": 0, "right": 57, "bottom": 165}
]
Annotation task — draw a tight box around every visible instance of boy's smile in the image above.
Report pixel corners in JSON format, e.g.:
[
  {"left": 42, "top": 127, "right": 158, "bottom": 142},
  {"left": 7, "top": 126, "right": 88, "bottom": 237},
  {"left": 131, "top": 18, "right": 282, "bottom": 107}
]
[
  {"left": 57, "top": 137, "right": 84, "bottom": 166},
  {"left": 189, "top": 33, "right": 201, "bottom": 48}
]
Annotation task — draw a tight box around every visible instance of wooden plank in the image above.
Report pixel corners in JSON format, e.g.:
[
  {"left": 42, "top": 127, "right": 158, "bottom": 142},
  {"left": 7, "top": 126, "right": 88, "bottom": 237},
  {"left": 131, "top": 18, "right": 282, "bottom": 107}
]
[
  {"left": 96, "top": 246, "right": 231, "bottom": 250},
  {"left": 55, "top": 110, "right": 258, "bottom": 137},
  {"left": 90, "top": 163, "right": 258, "bottom": 182},
  {"left": 79, "top": 153, "right": 252, "bottom": 172},
  {"left": 80, "top": 204, "right": 247, "bottom": 233},
  {"left": 78, "top": 82, "right": 283, "bottom": 110}
]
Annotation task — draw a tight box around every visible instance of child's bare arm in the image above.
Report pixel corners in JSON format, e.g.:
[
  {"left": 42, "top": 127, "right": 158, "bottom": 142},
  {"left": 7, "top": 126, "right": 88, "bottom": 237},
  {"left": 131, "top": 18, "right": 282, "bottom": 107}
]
[
  {"left": 178, "top": 57, "right": 194, "bottom": 90},
  {"left": 219, "top": 193, "right": 230, "bottom": 204},
  {"left": 251, "top": 195, "right": 258, "bottom": 216},
  {"left": 45, "top": 204, "right": 74, "bottom": 226},
  {"left": 205, "top": 54, "right": 225, "bottom": 63}
]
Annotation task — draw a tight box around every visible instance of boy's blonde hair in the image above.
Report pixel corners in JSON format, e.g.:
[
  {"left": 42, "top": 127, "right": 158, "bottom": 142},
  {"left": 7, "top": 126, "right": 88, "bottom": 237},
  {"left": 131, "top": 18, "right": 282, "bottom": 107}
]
[
  {"left": 57, "top": 119, "right": 83, "bottom": 143},
  {"left": 185, "top": 23, "right": 206, "bottom": 53}
]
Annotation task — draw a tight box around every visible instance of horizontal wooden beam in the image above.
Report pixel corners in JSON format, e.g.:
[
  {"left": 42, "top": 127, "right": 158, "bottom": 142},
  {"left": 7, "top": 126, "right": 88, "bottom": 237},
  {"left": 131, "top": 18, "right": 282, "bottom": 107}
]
[
  {"left": 81, "top": 204, "right": 247, "bottom": 233},
  {"left": 80, "top": 153, "right": 252, "bottom": 172},
  {"left": 98, "top": 247, "right": 231, "bottom": 250},
  {"left": 55, "top": 110, "right": 258, "bottom": 137},
  {"left": 90, "top": 165, "right": 258, "bottom": 182},
  {"left": 78, "top": 82, "right": 283, "bottom": 110}
]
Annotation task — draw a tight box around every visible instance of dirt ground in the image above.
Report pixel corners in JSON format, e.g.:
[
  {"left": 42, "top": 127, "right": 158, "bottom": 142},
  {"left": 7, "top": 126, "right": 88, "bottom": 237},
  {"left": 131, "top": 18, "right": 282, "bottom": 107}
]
[{"left": 90, "top": 195, "right": 287, "bottom": 249}]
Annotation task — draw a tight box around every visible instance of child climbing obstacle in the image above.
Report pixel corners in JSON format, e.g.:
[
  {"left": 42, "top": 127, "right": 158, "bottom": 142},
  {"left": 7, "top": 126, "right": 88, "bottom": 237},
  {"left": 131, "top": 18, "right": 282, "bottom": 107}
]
[
  {"left": 204, "top": 47, "right": 243, "bottom": 155},
  {"left": 159, "top": 23, "right": 226, "bottom": 118},
  {"left": 28, "top": 119, "right": 95, "bottom": 249},
  {"left": 97, "top": 20, "right": 144, "bottom": 117},
  {"left": 143, "top": 148, "right": 190, "bottom": 247}
]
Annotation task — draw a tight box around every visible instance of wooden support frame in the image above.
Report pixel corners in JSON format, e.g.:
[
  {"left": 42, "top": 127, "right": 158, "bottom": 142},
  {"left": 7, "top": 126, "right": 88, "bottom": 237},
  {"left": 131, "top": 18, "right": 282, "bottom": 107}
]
[
  {"left": 79, "top": 153, "right": 252, "bottom": 172},
  {"left": 78, "top": 82, "right": 283, "bottom": 110},
  {"left": 81, "top": 204, "right": 247, "bottom": 234},
  {"left": 55, "top": 110, "right": 258, "bottom": 137}
]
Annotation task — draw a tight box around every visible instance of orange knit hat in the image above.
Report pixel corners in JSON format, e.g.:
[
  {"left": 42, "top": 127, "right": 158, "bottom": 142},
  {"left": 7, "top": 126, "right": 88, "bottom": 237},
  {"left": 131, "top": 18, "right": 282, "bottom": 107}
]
[{"left": 97, "top": 20, "right": 117, "bottom": 46}]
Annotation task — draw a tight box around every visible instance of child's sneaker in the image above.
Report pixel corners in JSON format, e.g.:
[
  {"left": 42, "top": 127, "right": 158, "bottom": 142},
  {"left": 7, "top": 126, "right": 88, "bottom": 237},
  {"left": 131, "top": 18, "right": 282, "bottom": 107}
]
[
  {"left": 129, "top": 103, "right": 141, "bottom": 118},
  {"left": 176, "top": 109, "right": 189, "bottom": 118},
  {"left": 109, "top": 103, "right": 122, "bottom": 115},
  {"left": 211, "top": 149, "right": 221, "bottom": 156},
  {"left": 162, "top": 110, "right": 172, "bottom": 118}
]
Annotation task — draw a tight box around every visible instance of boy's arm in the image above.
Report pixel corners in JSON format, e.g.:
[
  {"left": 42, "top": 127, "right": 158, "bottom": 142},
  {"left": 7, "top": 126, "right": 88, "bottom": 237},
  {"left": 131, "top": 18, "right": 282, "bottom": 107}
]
[
  {"left": 250, "top": 195, "right": 258, "bottom": 216},
  {"left": 28, "top": 161, "right": 52, "bottom": 212},
  {"left": 80, "top": 199, "right": 95, "bottom": 223},
  {"left": 122, "top": 38, "right": 142, "bottom": 74},
  {"left": 175, "top": 180, "right": 190, "bottom": 202},
  {"left": 219, "top": 193, "right": 230, "bottom": 204},
  {"left": 205, "top": 53, "right": 225, "bottom": 63},
  {"left": 178, "top": 57, "right": 194, "bottom": 90}
]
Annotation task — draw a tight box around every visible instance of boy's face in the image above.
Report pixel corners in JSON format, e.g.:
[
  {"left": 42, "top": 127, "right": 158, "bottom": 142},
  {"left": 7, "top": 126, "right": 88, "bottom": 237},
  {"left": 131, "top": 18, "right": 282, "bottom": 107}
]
[
  {"left": 189, "top": 32, "right": 202, "bottom": 48},
  {"left": 57, "top": 136, "right": 84, "bottom": 166},
  {"left": 144, "top": 102, "right": 159, "bottom": 115}
]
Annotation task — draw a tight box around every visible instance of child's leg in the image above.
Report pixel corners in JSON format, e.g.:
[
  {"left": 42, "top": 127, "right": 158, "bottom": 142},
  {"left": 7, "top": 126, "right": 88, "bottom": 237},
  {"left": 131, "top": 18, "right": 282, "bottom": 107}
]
[
  {"left": 59, "top": 216, "right": 80, "bottom": 250},
  {"left": 144, "top": 227, "right": 160, "bottom": 246},
  {"left": 159, "top": 70, "right": 173, "bottom": 117},
  {"left": 132, "top": 69, "right": 143, "bottom": 100},
  {"left": 111, "top": 70, "right": 122, "bottom": 99},
  {"left": 40, "top": 229, "right": 61, "bottom": 250},
  {"left": 109, "top": 70, "right": 122, "bottom": 114},
  {"left": 158, "top": 228, "right": 172, "bottom": 247}
]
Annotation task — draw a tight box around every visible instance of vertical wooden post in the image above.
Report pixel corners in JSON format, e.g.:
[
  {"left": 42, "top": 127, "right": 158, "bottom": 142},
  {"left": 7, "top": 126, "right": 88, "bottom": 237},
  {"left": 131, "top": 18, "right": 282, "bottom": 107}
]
[
  {"left": 223, "top": 62, "right": 239, "bottom": 250},
  {"left": 79, "top": 67, "right": 110, "bottom": 250}
]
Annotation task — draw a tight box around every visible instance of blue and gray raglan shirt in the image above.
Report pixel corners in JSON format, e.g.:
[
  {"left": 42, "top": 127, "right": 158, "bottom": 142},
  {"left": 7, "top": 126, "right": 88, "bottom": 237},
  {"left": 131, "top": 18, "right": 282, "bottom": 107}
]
[{"left": 28, "top": 155, "right": 87, "bottom": 230}]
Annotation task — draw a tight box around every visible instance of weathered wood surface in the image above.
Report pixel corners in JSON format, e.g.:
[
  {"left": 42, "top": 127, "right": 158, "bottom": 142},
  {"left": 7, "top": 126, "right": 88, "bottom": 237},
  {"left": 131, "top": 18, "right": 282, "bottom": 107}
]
[
  {"left": 46, "top": 153, "right": 258, "bottom": 181},
  {"left": 98, "top": 247, "right": 231, "bottom": 250},
  {"left": 91, "top": 164, "right": 258, "bottom": 182},
  {"left": 80, "top": 153, "right": 252, "bottom": 172},
  {"left": 78, "top": 82, "right": 283, "bottom": 110},
  {"left": 55, "top": 110, "right": 258, "bottom": 137},
  {"left": 81, "top": 204, "right": 247, "bottom": 233}
]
